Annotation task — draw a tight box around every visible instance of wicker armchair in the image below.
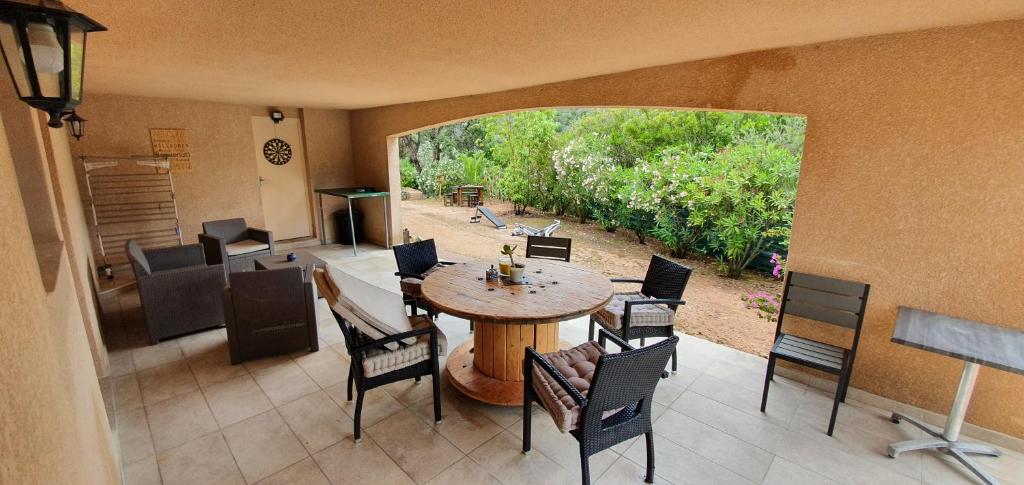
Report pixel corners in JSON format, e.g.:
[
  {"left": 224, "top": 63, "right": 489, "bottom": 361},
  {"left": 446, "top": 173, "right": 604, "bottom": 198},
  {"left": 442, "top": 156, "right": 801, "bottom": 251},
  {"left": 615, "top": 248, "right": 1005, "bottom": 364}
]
[
  {"left": 524, "top": 331, "right": 678, "bottom": 485},
  {"left": 126, "top": 240, "right": 227, "bottom": 344},
  {"left": 223, "top": 267, "right": 318, "bottom": 364},
  {"left": 198, "top": 218, "right": 274, "bottom": 273},
  {"left": 589, "top": 255, "right": 692, "bottom": 373},
  {"left": 392, "top": 239, "right": 455, "bottom": 320}
]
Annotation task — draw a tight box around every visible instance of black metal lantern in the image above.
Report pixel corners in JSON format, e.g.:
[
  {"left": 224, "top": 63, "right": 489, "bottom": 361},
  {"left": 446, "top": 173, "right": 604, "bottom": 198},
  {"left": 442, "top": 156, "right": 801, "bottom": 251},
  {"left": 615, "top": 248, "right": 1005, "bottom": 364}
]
[
  {"left": 63, "top": 108, "right": 82, "bottom": 138},
  {"left": 0, "top": 0, "right": 106, "bottom": 128}
]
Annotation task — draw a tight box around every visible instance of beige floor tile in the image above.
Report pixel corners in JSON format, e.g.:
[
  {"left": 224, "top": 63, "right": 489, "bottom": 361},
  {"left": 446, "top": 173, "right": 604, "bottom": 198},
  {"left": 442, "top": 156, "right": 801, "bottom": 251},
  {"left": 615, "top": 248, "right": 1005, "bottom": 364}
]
[
  {"left": 117, "top": 408, "right": 155, "bottom": 465},
  {"left": 623, "top": 434, "right": 755, "bottom": 485},
  {"left": 654, "top": 408, "right": 774, "bottom": 483},
  {"left": 157, "top": 432, "right": 244, "bottom": 485},
  {"left": 410, "top": 392, "right": 502, "bottom": 453},
  {"left": 293, "top": 349, "right": 350, "bottom": 388},
  {"left": 109, "top": 349, "right": 136, "bottom": 377},
  {"left": 223, "top": 410, "right": 309, "bottom": 483},
  {"left": 177, "top": 328, "right": 228, "bottom": 356},
  {"left": 593, "top": 456, "right": 666, "bottom": 485},
  {"left": 253, "top": 360, "right": 320, "bottom": 406},
  {"left": 919, "top": 451, "right": 1020, "bottom": 485},
  {"left": 366, "top": 409, "right": 464, "bottom": 483},
  {"left": 123, "top": 455, "right": 162, "bottom": 485},
  {"left": 425, "top": 456, "right": 502, "bottom": 485},
  {"left": 147, "top": 390, "right": 219, "bottom": 453},
  {"left": 609, "top": 402, "right": 669, "bottom": 454},
  {"left": 133, "top": 340, "right": 184, "bottom": 371},
  {"left": 278, "top": 390, "right": 353, "bottom": 453},
  {"left": 113, "top": 373, "right": 143, "bottom": 413},
  {"left": 187, "top": 347, "right": 248, "bottom": 388},
  {"left": 244, "top": 354, "right": 295, "bottom": 373},
  {"left": 313, "top": 439, "right": 415, "bottom": 485},
  {"left": 510, "top": 410, "right": 619, "bottom": 483},
  {"left": 762, "top": 456, "right": 837, "bottom": 485},
  {"left": 203, "top": 374, "right": 274, "bottom": 427},
  {"left": 692, "top": 371, "right": 804, "bottom": 428},
  {"left": 254, "top": 457, "right": 330, "bottom": 485},
  {"left": 652, "top": 372, "right": 696, "bottom": 406},
  {"left": 325, "top": 384, "right": 406, "bottom": 429},
  {"left": 468, "top": 431, "right": 575, "bottom": 485},
  {"left": 138, "top": 361, "right": 199, "bottom": 406},
  {"left": 468, "top": 398, "right": 524, "bottom": 429},
  {"left": 382, "top": 376, "right": 439, "bottom": 406}
]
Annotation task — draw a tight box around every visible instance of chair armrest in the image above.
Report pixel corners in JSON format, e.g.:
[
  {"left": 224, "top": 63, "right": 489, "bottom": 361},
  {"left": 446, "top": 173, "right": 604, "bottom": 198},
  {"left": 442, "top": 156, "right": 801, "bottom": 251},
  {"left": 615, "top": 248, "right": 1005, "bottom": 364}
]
[
  {"left": 610, "top": 278, "right": 645, "bottom": 284},
  {"left": 597, "top": 329, "right": 634, "bottom": 352},
  {"left": 438, "top": 261, "right": 457, "bottom": 266},
  {"left": 198, "top": 234, "right": 228, "bottom": 266},
  {"left": 248, "top": 227, "right": 273, "bottom": 244},
  {"left": 145, "top": 244, "right": 206, "bottom": 271},
  {"left": 395, "top": 271, "right": 426, "bottom": 279},
  {"left": 349, "top": 325, "right": 432, "bottom": 354},
  {"left": 624, "top": 298, "right": 686, "bottom": 309},
  {"left": 525, "top": 347, "right": 588, "bottom": 408}
]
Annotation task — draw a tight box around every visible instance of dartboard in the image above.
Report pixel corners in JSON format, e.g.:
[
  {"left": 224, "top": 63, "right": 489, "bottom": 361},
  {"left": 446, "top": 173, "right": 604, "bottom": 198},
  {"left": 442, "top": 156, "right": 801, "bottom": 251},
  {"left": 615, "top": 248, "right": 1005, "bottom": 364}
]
[{"left": 263, "top": 138, "right": 292, "bottom": 165}]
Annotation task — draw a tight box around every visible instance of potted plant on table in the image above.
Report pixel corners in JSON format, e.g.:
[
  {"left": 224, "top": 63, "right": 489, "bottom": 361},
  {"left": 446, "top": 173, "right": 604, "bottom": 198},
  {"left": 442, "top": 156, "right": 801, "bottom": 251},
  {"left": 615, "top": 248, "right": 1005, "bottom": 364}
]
[{"left": 501, "top": 244, "right": 526, "bottom": 283}]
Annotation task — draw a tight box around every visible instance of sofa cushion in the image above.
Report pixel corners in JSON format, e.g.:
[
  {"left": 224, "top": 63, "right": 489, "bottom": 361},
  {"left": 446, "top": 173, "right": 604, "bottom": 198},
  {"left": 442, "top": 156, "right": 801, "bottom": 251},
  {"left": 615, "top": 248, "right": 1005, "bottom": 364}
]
[
  {"left": 594, "top": 292, "right": 674, "bottom": 329},
  {"left": 361, "top": 315, "right": 446, "bottom": 377},
  {"left": 531, "top": 341, "right": 606, "bottom": 432},
  {"left": 225, "top": 239, "right": 271, "bottom": 256}
]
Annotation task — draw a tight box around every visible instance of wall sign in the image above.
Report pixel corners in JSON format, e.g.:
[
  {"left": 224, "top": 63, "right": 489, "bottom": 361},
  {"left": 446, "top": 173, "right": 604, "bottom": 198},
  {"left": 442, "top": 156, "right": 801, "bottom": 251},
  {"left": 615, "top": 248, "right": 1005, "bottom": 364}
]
[
  {"left": 150, "top": 128, "right": 192, "bottom": 173},
  {"left": 263, "top": 138, "right": 292, "bottom": 165}
]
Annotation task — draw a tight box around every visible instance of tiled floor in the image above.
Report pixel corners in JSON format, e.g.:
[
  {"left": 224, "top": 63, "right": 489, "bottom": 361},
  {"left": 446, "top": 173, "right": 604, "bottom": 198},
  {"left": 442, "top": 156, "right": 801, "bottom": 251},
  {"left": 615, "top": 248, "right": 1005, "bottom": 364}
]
[{"left": 100, "top": 245, "right": 1024, "bottom": 485}]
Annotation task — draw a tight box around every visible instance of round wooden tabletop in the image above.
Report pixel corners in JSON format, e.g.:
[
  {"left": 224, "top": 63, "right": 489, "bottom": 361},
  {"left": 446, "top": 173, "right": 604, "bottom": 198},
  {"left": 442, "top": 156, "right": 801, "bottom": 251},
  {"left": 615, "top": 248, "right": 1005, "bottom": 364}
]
[{"left": 421, "top": 259, "right": 613, "bottom": 325}]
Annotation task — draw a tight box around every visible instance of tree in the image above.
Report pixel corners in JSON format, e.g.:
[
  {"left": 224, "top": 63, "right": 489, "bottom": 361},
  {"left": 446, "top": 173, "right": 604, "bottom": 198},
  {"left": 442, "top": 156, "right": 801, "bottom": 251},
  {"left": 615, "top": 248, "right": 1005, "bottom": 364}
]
[{"left": 479, "top": 111, "right": 559, "bottom": 215}]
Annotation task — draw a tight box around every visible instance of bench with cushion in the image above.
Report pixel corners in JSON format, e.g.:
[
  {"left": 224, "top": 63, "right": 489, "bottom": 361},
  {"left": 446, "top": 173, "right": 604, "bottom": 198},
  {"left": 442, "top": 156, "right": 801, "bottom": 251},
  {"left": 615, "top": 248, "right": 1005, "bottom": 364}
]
[{"left": 199, "top": 218, "right": 274, "bottom": 273}]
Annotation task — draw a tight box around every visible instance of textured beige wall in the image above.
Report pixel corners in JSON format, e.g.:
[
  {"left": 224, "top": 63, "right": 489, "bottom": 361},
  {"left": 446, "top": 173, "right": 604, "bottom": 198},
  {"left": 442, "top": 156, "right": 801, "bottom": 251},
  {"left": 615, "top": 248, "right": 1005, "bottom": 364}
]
[
  {"left": 349, "top": 20, "right": 1024, "bottom": 436},
  {"left": 302, "top": 108, "right": 355, "bottom": 242},
  {"left": 0, "top": 111, "right": 120, "bottom": 484}
]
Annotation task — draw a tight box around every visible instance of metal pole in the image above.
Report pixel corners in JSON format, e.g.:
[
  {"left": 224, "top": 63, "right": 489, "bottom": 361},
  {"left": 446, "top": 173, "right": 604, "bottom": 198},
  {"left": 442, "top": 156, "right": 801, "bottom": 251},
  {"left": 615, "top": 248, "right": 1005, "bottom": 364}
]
[
  {"left": 318, "top": 192, "right": 326, "bottom": 245},
  {"left": 349, "top": 197, "right": 358, "bottom": 256},
  {"left": 944, "top": 361, "right": 980, "bottom": 442},
  {"left": 383, "top": 194, "right": 390, "bottom": 249}
]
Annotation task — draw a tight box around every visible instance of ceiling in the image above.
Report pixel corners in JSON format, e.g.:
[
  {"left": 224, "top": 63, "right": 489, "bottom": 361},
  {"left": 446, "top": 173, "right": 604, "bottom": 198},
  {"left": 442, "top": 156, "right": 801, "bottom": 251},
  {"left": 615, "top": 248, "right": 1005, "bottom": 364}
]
[{"left": 68, "top": 0, "right": 1024, "bottom": 110}]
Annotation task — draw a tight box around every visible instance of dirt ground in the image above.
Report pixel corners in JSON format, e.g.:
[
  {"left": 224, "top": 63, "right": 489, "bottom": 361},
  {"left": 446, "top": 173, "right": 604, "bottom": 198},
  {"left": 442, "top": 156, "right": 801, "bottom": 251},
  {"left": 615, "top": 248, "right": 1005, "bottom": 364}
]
[{"left": 401, "top": 198, "right": 783, "bottom": 356}]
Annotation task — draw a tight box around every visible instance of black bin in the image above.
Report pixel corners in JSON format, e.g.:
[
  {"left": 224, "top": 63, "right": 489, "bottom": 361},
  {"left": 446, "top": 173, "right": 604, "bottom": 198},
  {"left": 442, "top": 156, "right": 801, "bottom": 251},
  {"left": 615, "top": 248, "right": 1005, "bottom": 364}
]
[{"left": 334, "top": 210, "right": 365, "bottom": 245}]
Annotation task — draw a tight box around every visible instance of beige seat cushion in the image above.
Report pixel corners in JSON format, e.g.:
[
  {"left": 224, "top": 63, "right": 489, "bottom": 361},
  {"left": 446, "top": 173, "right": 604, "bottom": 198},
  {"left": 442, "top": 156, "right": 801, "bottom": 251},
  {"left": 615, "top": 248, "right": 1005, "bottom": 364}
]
[
  {"left": 313, "top": 267, "right": 414, "bottom": 351},
  {"left": 362, "top": 315, "right": 446, "bottom": 377},
  {"left": 398, "top": 263, "right": 445, "bottom": 298},
  {"left": 531, "top": 341, "right": 606, "bottom": 432},
  {"left": 225, "top": 239, "right": 270, "bottom": 256},
  {"left": 594, "top": 292, "right": 674, "bottom": 329}
]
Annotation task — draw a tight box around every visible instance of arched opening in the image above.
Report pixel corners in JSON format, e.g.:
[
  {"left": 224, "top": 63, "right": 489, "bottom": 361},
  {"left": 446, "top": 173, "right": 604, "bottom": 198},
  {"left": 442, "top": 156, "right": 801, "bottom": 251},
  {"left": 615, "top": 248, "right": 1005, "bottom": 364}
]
[{"left": 387, "top": 107, "right": 806, "bottom": 356}]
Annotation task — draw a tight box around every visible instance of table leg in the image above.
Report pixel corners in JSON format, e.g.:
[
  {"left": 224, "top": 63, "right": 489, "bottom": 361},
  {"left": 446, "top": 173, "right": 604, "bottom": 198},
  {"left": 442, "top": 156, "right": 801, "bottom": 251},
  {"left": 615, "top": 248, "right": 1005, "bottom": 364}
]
[
  {"left": 887, "top": 362, "right": 1001, "bottom": 485},
  {"left": 349, "top": 200, "right": 358, "bottom": 256},
  {"left": 318, "top": 193, "right": 326, "bottom": 245},
  {"left": 382, "top": 194, "right": 391, "bottom": 249}
]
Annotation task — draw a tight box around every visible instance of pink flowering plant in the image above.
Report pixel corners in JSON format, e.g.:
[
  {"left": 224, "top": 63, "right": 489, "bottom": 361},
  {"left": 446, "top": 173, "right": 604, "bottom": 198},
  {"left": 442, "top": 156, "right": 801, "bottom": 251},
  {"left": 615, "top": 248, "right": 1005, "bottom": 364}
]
[
  {"left": 741, "top": 291, "right": 782, "bottom": 320},
  {"left": 770, "top": 253, "right": 786, "bottom": 279}
]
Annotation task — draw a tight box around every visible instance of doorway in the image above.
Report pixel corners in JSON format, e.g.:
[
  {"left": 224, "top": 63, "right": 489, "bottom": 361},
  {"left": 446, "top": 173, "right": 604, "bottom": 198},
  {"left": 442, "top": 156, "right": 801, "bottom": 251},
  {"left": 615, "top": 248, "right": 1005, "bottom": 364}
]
[{"left": 250, "top": 116, "right": 312, "bottom": 240}]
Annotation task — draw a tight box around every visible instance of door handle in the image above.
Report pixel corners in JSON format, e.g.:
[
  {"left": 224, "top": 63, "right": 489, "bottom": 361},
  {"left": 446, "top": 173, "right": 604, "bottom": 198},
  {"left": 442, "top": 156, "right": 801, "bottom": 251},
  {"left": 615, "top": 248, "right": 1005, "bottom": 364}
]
[{"left": 259, "top": 176, "right": 267, "bottom": 185}]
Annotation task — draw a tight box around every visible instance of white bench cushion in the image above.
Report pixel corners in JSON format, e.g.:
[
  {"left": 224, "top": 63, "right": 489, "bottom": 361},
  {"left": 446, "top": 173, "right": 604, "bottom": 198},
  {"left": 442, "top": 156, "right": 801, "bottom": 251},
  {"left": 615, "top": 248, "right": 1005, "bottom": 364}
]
[
  {"left": 594, "top": 292, "right": 674, "bottom": 329},
  {"left": 225, "top": 239, "right": 270, "bottom": 256},
  {"left": 361, "top": 315, "right": 447, "bottom": 377}
]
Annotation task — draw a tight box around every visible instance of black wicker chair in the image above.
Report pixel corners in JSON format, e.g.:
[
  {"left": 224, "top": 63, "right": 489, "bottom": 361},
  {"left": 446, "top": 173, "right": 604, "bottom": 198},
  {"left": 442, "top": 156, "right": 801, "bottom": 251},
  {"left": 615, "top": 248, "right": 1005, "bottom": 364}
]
[
  {"left": 589, "top": 255, "right": 691, "bottom": 373},
  {"left": 223, "top": 267, "right": 318, "bottom": 365},
  {"left": 524, "top": 331, "right": 678, "bottom": 485},
  {"left": 198, "top": 218, "right": 274, "bottom": 273},
  {"left": 526, "top": 235, "right": 572, "bottom": 262},
  {"left": 760, "top": 272, "right": 870, "bottom": 436},
  {"left": 392, "top": 239, "right": 456, "bottom": 319}
]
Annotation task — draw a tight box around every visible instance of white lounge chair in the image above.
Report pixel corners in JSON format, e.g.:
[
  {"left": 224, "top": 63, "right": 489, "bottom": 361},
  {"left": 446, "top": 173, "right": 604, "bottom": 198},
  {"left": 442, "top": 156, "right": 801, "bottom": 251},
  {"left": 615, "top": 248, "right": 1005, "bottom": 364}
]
[{"left": 512, "top": 219, "right": 561, "bottom": 237}]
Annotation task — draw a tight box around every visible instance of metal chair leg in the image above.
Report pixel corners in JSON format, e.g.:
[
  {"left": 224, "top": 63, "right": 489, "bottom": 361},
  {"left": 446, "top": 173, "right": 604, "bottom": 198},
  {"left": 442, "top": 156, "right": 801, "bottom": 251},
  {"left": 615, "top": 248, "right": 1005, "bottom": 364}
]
[
  {"left": 760, "top": 356, "right": 775, "bottom": 413},
  {"left": 826, "top": 373, "right": 847, "bottom": 436},
  {"left": 671, "top": 348, "right": 678, "bottom": 374},
  {"left": 644, "top": 431, "right": 655, "bottom": 483},
  {"left": 580, "top": 450, "right": 591, "bottom": 485},
  {"left": 347, "top": 367, "right": 354, "bottom": 401},
  {"left": 353, "top": 390, "right": 365, "bottom": 442},
  {"left": 587, "top": 318, "right": 595, "bottom": 341}
]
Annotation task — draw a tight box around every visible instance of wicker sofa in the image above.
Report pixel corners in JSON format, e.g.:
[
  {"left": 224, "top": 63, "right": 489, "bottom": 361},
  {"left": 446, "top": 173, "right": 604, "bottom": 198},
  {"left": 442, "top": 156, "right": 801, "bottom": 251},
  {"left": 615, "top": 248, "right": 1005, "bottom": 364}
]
[
  {"left": 126, "top": 240, "right": 227, "bottom": 344},
  {"left": 198, "top": 218, "right": 274, "bottom": 273},
  {"left": 223, "top": 267, "right": 318, "bottom": 364}
]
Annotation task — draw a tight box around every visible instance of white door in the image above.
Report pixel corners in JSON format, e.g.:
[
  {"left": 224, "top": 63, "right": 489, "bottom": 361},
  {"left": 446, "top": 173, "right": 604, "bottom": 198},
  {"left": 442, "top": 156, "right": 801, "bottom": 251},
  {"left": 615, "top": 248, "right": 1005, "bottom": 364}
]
[{"left": 251, "top": 116, "right": 312, "bottom": 240}]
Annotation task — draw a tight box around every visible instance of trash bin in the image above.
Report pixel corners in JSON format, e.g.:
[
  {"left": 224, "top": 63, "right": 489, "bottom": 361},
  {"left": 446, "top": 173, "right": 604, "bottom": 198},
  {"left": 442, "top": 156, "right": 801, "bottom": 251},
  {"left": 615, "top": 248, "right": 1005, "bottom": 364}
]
[{"left": 334, "top": 210, "right": 364, "bottom": 245}]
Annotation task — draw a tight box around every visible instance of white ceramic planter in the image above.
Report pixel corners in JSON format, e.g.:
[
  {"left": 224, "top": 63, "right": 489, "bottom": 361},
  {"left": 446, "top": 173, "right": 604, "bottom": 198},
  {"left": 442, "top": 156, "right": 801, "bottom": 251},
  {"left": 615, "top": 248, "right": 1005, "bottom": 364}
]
[{"left": 509, "top": 265, "right": 525, "bottom": 283}]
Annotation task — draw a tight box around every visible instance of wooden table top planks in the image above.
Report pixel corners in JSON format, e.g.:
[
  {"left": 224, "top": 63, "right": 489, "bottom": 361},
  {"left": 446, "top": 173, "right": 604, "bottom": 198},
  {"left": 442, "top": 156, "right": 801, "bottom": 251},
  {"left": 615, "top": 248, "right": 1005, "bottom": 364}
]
[{"left": 421, "top": 259, "right": 613, "bottom": 325}]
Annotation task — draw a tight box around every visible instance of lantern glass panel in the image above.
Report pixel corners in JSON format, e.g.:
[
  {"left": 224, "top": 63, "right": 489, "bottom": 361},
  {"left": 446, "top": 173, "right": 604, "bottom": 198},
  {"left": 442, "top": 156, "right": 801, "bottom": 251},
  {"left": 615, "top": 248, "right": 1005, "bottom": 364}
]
[
  {"left": 68, "top": 24, "right": 84, "bottom": 102},
  {"left": 0, "top": 22, "right": 30, "bottom": 96}
]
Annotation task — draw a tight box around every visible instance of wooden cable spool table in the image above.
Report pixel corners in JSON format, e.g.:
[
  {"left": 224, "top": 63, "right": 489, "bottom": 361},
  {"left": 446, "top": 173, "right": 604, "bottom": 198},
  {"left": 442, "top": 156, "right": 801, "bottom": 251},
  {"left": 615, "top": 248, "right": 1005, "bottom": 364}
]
[{"left": 421, "top": 259, "right": 613, "bottom": 406}]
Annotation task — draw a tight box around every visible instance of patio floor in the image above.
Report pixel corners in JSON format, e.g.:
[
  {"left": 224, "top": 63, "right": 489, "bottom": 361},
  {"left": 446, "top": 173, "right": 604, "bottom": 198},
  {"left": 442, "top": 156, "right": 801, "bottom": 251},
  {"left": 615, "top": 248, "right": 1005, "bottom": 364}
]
[{"left": 99, "top": 245, "right": 1024, "bottom": 485}]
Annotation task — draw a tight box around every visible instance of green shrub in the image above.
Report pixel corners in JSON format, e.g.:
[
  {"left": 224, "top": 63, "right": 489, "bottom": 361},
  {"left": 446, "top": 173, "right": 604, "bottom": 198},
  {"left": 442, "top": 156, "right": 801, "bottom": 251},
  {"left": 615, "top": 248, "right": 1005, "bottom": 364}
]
[{"left": 399, "top": 158, "right": 419, "bottom": 190}]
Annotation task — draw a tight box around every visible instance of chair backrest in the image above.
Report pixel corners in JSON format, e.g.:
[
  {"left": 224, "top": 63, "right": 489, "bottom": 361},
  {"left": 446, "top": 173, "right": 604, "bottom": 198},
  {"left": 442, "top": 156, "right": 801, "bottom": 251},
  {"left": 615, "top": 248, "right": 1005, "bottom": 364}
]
[
  {"left": 203, "top": 218, "right": 248, "bottom": 244},
  {"left": 525, "top": 236, "right": 572, "bottom": 262},
  {"left": 582, "top": 336, "right": 678, "bottom": 430},
  {"left": 640, "top": 255, "right": 692, "bottom": 310},
  {"left": 393, "top": 239, "right": 440, "bottom": 276},
  {"left": 227, "top": 267, "right": 306, "bottom": 325},
  {"left": 777, "top": 272, "right": 870, "bottom": 335},
  {"left": 125, "top": 239, "right": 151, "bottom": 275}
]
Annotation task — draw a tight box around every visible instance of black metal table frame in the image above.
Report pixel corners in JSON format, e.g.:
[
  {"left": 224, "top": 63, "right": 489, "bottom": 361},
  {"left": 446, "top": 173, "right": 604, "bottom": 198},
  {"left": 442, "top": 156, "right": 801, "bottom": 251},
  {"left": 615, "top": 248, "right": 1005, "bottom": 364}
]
[{"left": 314, "top": 187, "right": 391, "bottom": 256}]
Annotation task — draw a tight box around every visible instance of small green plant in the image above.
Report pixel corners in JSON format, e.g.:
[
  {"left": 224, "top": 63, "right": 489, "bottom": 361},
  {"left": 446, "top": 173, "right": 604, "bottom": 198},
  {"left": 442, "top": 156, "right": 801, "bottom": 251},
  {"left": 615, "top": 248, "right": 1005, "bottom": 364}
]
[
  {"left": 501, "top": 244, "right": 518, "bottom": 267},
  {"left": 741, "top": 292, "right": 782, "bottom": 320}
]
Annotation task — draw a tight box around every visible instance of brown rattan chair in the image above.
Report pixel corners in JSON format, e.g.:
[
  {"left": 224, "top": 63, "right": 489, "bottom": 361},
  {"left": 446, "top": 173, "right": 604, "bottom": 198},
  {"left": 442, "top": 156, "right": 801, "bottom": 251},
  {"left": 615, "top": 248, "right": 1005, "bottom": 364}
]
[
  {"left": 223, "top": 267, "right": 318, "bottom": 364},
  {"left": 589, "top": 255, "right": 691, "bottom": 373},
  {"left": 760, "top": 272, "right": 870, "bottom": 436},
  {"left": 525, "top": 235, "right": 572, "bottom": 262},
  {"left": 524, "top": 331, "right": 678, "bottom": 485},
  {"left": 126, "top": 240, "right": 227, "bottom": 344},
  {"left": 199, "top": 218, "right": 274, "bottom": 273}
]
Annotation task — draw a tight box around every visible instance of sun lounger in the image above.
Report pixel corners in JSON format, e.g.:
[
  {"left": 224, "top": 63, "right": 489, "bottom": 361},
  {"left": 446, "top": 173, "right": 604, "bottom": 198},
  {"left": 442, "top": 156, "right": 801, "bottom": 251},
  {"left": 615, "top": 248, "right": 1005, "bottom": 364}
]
[
  {"left": 474, "top": 206, "right": 507, "bottom": 229},
  {"left": 512, "top": 219, "right": 560, "bottom": 237}
]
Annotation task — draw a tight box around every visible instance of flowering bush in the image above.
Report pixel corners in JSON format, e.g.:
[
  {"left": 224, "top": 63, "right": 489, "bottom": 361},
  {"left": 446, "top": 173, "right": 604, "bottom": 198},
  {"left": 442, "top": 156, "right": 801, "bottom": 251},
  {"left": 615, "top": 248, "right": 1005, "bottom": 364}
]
[
  {"left": 770, "top": 253, "right": 786, "bottom": 279},
  {"left": 741, "top": 292, "right": 782, "bottom": 320}
]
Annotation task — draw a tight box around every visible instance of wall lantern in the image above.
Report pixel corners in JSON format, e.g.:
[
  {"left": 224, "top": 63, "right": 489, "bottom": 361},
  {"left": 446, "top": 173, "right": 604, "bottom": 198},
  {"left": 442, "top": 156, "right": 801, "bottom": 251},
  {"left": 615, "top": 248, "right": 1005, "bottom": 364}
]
[
  {"left": 270, "top": 110, "right": 284, "bottom": 124},
  {"left": 0, "top": 0, "right": 106, "bottom": 128},
  {"left": 63, "top": 108, "right": 82, "bottom": 138}
]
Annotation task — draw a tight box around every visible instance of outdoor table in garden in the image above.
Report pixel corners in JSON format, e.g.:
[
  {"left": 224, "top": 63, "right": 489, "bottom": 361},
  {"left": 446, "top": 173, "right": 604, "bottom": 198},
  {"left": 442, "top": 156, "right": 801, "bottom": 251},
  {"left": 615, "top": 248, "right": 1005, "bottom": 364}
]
[
  {"left": 421, "top": 259, "right": 613, "bottom": 405},
  {"left": 887, "top": 306, "right": 1024, "bottom": 485}
]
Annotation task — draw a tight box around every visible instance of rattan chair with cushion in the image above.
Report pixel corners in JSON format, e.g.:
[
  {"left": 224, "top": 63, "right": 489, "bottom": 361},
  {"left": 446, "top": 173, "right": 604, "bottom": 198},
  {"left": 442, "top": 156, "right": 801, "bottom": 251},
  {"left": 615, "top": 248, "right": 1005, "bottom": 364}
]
[
  {"left": 312, "top": 268, "right": 444, "bottom": 441},
  {"left": 223, "top": 267, "right": 318, "bottom": 364},
  {"left": 126, "top": 240, "right": 227, "bottom": 344},
  {"left": 760, "top": 272, "right": 870, "bottom": 436},
  {"left": 393, "top": 239, "right": 455, "bottom": 320},
  {"left": 526, "top": 235, "right": 572, "bottom": 262},
  {"left": 198, "top": 218, "right": 274, "bottom": 273},
  {"left": 588, "top": 255, "right": 692, "bottom": 373},
  {"left": 524, "top": 331, "right": 678, "bottom": 485}
]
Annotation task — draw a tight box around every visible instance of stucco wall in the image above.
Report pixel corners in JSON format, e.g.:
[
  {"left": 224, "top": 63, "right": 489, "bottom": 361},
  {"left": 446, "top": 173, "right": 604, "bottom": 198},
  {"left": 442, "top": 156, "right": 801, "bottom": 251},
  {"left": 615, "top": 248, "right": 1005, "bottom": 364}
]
[
  {"left": 0, "top": 111, "right": 120, "bottom": 484},
  {"left": 303, "top": 108, "right": 356, "bottom": 242},
  {"left": 349, "top": 20, "right": 1024, "bottom": 437}
]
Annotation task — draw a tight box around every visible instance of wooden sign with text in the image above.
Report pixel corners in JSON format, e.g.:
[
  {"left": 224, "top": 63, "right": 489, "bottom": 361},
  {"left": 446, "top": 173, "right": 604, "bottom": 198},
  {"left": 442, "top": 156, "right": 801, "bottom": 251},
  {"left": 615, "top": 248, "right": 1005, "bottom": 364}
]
[{"left": 150, "top": 128, "right": 192, "bottom": 173}]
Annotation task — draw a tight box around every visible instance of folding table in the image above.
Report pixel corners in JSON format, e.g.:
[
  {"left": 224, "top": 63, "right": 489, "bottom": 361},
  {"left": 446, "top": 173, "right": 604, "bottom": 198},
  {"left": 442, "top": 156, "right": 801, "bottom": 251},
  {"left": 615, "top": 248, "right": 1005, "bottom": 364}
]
[{"left": 314, "top": 187, "right": 390, "bottom": 255}]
